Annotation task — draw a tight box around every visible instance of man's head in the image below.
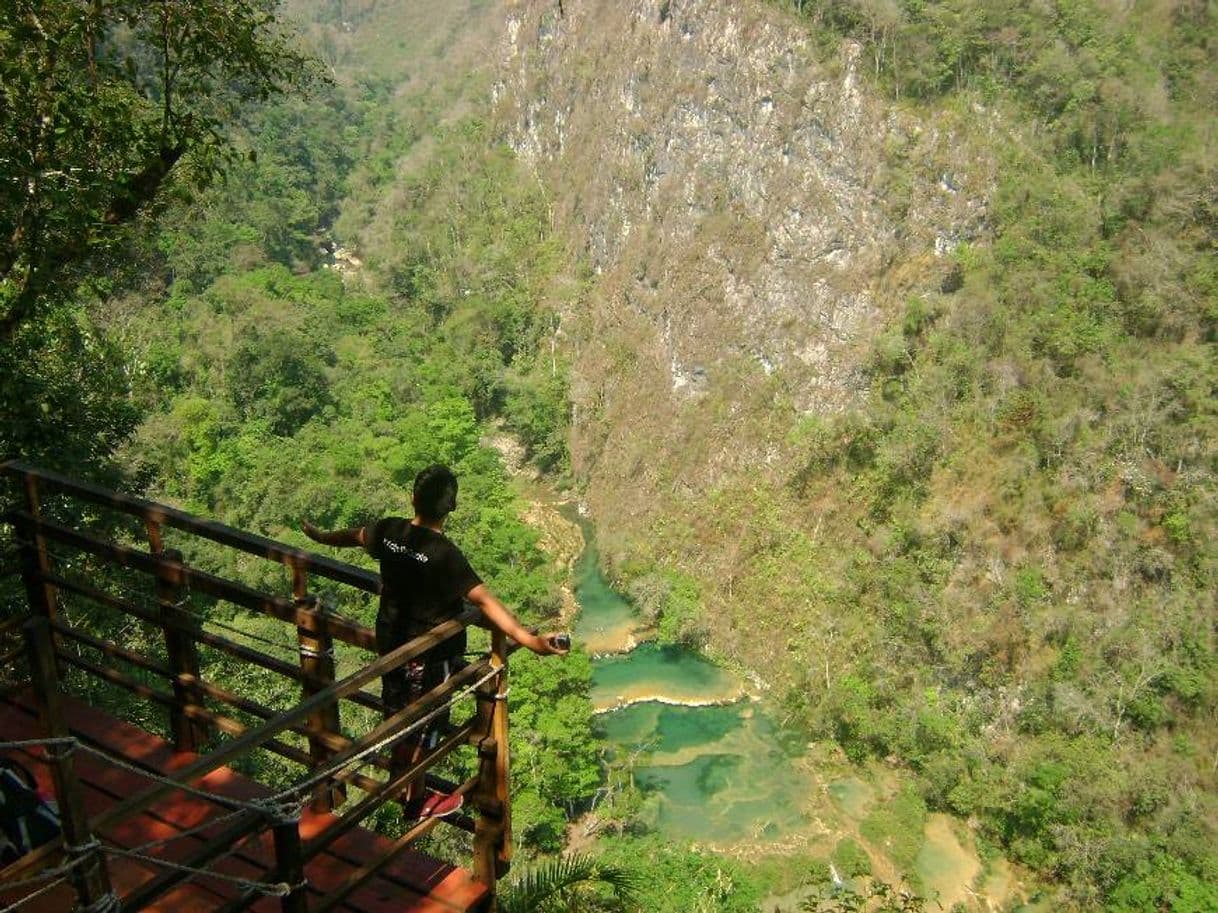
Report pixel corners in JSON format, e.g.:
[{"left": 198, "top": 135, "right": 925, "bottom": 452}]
[{"left": 413, "top": 464, "right": 458, "bottom": 523}]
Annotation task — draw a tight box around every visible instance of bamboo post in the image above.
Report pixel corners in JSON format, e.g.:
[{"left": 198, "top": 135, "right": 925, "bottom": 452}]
[
  {"left": 491, "top": 631, "right": 513, "bottom": 873},
  {"left": 293, "top": 562, "right": 344, "bottom": 811},
  {"left": 23, "top": 617, "right": 113, "bottom": 907},
  {"left": 156, "top": 547, "right": 205, "bottom": 752},
  {"left": 472, "top": 630, "right": 512, "bottom": 895},
  {"left": 272, "top": 816, "right": 308, "bottom": 913}
]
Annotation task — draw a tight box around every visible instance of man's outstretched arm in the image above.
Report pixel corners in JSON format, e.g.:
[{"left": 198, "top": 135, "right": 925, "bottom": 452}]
[
  {"left": 302, "top": 521, "right": 365, "bottom": 548},
  {"left": 466, "top": 584, "right": 568, "bottom": 656}
]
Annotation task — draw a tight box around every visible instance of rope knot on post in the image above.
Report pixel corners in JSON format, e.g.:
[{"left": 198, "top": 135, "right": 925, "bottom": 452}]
[
  {"left": 252, "top": 797, "right": 303, "bottom": 828},
  {"left": 268, "top": 878, "right": 310, "bottom": 898},
  {"left": 82, "top": 891, "right": 120, "bottom": 913},
  {"left": 64, "top": 837, "right": 102, "bottom": 856}
]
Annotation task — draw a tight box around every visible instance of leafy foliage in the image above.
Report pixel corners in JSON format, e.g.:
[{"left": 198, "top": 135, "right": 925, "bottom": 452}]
[
  {"left": 110, "top": 87, "right": 590, "bottom": 850},
  {"left": 802, "top": 878, "right": 929, "bottom": 913},
  {"left": 744, "top": 1, "right": 1218, "bottom": 906},
  {"left": 591, "top": 835, "right": 764, "bottom": 913},
  {"left": 499, "top": 852, "right": 640, "bottom": 913},
  {"left": 0, "top": 0, "right": 314, "bottom": 339},
  {"left": 0, "top": 0, "right": 314, "bottom": 472}
]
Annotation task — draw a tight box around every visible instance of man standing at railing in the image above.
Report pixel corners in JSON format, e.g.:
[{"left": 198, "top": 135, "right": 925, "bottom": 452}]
[{"left": 302, "top": 463, "right": 568, "bottom": 819}]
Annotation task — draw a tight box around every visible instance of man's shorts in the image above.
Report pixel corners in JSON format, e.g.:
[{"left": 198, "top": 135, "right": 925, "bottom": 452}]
[{"left": 383, "top": 654, "right": 463, "bottom": 751}]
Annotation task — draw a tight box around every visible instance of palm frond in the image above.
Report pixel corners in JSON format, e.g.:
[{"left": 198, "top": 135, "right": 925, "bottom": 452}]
[{"left": 499, "top": 853, "right": 641, "bottom": 913}]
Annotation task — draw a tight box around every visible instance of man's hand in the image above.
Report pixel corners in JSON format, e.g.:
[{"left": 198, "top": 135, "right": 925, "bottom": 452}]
[
  {"left": 468, "top": 584, "right": 569, "bottom": 658},
  {"left": 528, "top": 632, "right": 571, "bottom": 656},
  {"left": 301, "top": 522, "right": 364, "bottom": 548}
]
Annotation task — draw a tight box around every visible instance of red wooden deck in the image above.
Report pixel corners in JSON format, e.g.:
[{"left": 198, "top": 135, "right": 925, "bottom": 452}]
[{"left": 0, "top": 694, "right": 489, "bottom": 913}]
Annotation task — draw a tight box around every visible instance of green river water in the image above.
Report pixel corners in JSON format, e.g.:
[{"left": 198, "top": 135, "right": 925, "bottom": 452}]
[
  {"left": 574, "top": 527, "right": 827, "bottom": 846},
  {"left": 569, "top": 519, "right": 1019, "bottom": 907}
]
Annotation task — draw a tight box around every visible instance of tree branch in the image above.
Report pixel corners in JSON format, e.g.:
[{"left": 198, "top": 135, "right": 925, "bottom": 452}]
[
  {"left": 0, "top": 144, "right": 186, "bottom": 341},
  {"left": 102, "top": 143, "right": 185, "bottom": 226}
]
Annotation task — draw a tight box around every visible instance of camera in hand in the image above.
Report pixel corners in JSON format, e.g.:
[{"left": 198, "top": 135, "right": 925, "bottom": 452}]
[{"left": 551, "top": 633, "right": 571, "bottom": 651}]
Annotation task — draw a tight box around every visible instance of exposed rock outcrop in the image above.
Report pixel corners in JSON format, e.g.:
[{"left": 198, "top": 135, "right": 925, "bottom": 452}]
[{"left": 493, "top": 0, "right": 991, "bottom": 566}]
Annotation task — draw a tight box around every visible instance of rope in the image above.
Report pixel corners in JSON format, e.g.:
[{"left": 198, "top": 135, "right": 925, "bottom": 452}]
[
  {"left": 0, "top": 736, "right": 286, "bottom": 817},
  {"left": 82, "top": 892, "right": 119, "bottom": 913},
  {"left": 100, "top": 844, "right": 299, "bottom": 897},
  {"left": 0, "top": 876, "right": 68, "bottom": 913},
  {"left": 0, "top": 850, "right": 93, "bottom": 891},
  {"left": 124, "top": 806, "right": 256, "bottom": 854},
  {"left": 0, "top": 737, "right": 76, "bottom": 751},
  {"left": 184, "top": 608, "right": 299, "bottom": 659},
  {"left": 71, "top": 742, "right": 274, "bottom": 814},
  {"left": 275, "top": 664, "right": 500, "bottom": 801},
  {"left": 1, "top": 660, "right": 498, "bottom": 812},
  {"left": 1, "top": 642, "right": 498, "bottom": 809},
  {"left": 63, "top": 838, "right": 100, "bottom": 856}
]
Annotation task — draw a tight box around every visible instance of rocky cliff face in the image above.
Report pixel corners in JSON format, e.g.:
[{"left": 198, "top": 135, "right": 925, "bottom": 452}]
[{"left": 493, "top": 0, "right": 991, "bottom": 573}]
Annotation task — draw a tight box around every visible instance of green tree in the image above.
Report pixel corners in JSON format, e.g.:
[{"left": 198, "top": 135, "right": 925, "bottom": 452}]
[
  {"left": 0, "top": 0, "right": 314, "bottom": 469},
  {"left": 0, "top": 0, "right": 313, "bottom": 338}
]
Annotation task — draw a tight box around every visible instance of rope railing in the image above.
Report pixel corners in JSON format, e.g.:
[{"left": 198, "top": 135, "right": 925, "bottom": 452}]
[
  {"left": 0, "top": 462, "right": 514, "bottom": 913},
  {"left": 0, "top": 654, "right": 497, "bottom": 911}
]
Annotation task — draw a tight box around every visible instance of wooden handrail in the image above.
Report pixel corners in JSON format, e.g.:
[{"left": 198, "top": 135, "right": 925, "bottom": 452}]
[
  {"left": 116, "top": 808, "right": 269, "bottom": 913},
  {"left": 1, "top": 461, "right": 513, "bottom": 909},
  {"left": 303, "top": 724, "right": 476, "bottom": 862},
  {"left": 43, "top": 569, "right": 385, "bottom": 713},
  {"left": 313, "top": 774, "right": 480, "bottom": 913},
  {"left": 0, "top": 460, "right": 379, "bottom": 593},
  {"left": 5, "top": 511, "right": 378, "bottom": 649},
  {"left": 57, "top": 649, "right": 321, "bottom": 771},
  {"left": 51, "top": 618, "right": 173, "bottom": 678},
  {"left": 90, "top": 609, "right": 479, "bottom": 832}
]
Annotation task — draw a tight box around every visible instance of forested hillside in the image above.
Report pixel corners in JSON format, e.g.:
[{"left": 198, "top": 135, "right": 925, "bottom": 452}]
[
  {"left": 774, "top": 4, "right": 1218, "bottom": 909},
  {"left": 497, "top": 0, "right": 1218, "bottom": 909}
]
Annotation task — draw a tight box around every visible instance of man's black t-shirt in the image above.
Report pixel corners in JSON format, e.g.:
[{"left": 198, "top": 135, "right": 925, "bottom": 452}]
[{"left": 363, "top": 517, "right": 481, "bottom": 661}]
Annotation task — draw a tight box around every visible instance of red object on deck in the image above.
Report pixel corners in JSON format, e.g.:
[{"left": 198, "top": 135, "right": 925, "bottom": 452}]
[{"left": 0, "top": 693, "right": 490, "bottom": 913}]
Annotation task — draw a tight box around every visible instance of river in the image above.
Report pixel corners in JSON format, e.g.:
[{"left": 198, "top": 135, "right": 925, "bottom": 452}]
[
  {"left": 565, "top": 514, "right": 1023, "bottom": 908},
  {"left": 573, "top": 525, "right": 823, "bottom": 846}
]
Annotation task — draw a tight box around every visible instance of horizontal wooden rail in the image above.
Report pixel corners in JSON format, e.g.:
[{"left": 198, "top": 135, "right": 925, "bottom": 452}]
[
  {"left": 0, "top": 460, "right": 379, "bottom": 593},
  {"left": 314, "top": 775, "right": 480, "bottom": 913},
  {"left": 52, "top": 618, "right": 173, "bottom": 680},
  {"left": 116, "top": 808, "right": 269, "bottom": 913},
  {"left": 184, "top": 676, "right": 396, "bottom": 790},
  {"left": 59, "top": 639, "right": 473, "bottom": 822},
  {"left": 6, "top": 511, "right": 378, "bottom": 650},
  {"left": 0, "top": 612, "right": 32, "bottom": 640},
  {"left": 44, "top": 570, "right": 385, "bottom": 713},
  {"left": 55, "top": 651, "right": 313, "bottom": 771},
  {"left": 304, "top": 723, "right": 477, "bottom": 864},
  {"left": 2, "top": 460, "right": 509, "bottom": 910}
]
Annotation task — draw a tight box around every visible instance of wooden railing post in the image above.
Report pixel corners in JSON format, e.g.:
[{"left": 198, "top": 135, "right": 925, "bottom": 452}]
[
  {"left": 472, "top": 631, "right": 512, "bottom": 896},
  {"left": 14, "top": 474, "right": 62, "bottom": 668},
  {"left": 156, "top": 547, "right": 205, "bottom": 752},
  {"left": 491, "top": 632, "right": 513, "bottom": 872},
  {"left": 23, "top": 616, "right": 113, "bottom": 908},
  {"left": 293, "top": 562, "right": 344, "bottom": 812},
  {"left": 272, "top": 816, "right": 308, "bottom": 913}
]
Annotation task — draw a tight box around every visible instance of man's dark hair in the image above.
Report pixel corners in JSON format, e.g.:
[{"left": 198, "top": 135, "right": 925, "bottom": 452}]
[{"left": 414, "top": 464, "right": 458, "bottom": 520}]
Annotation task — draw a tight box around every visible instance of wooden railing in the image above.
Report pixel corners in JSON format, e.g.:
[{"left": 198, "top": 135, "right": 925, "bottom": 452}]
[{"left": 0, "top": 460, "right": 513, "bottom": 912}]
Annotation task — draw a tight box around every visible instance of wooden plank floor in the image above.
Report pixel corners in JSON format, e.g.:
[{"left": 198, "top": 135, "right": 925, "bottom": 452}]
[{"left": 0, "top": 694, "right": 489, "bottom": 913}]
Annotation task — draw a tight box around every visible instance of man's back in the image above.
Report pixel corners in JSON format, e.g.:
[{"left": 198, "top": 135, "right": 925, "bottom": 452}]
[{"left": 365, "top": 517, "right": 481, "bottom": 657}]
